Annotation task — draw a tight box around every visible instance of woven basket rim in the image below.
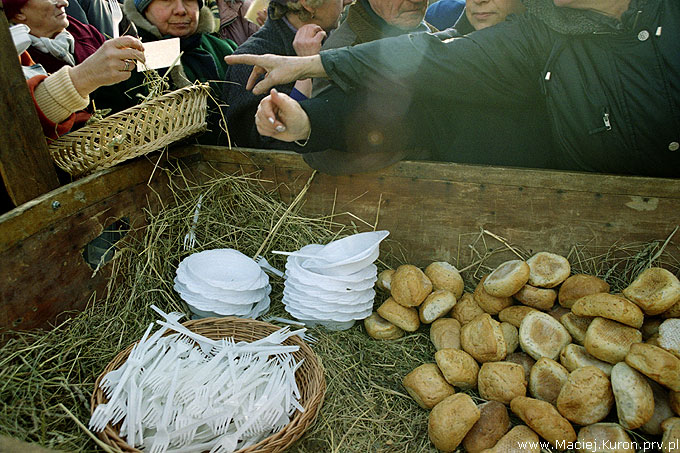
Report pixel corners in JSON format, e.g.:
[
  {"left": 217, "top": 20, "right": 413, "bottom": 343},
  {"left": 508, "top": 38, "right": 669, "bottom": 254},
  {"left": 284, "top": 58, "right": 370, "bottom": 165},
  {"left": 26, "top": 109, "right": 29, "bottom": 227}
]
[
  {"left": 90, "top": 316, "right": 326, "bottom": 453},
  {"left": 49, "top": 83, "right": 209, "bottom": 177},
  {"left": 53, "top": 84, "right": 209, "bottom": 139}
]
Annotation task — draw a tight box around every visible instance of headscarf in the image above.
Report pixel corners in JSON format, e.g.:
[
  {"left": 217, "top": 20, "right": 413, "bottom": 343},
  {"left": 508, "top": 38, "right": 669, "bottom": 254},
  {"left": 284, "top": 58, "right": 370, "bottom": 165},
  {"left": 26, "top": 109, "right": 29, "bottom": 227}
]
[{"left": 2, "top": 0, "right": 30, "bottom": 20}]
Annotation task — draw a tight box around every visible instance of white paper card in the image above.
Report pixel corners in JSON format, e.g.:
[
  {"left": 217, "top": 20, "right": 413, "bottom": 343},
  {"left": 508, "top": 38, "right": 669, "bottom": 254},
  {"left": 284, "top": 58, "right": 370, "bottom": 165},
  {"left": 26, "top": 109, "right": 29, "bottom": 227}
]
[{"left": 137, "top": 38, "right": 181, "bottom": 72}]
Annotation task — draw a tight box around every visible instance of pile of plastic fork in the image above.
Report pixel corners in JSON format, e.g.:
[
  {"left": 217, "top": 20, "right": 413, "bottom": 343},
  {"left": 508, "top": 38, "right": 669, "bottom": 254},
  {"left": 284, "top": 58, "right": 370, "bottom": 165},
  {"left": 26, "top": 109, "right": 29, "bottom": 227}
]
[{"left": 89, "top": 306, "right": 306, "bottom": 453}]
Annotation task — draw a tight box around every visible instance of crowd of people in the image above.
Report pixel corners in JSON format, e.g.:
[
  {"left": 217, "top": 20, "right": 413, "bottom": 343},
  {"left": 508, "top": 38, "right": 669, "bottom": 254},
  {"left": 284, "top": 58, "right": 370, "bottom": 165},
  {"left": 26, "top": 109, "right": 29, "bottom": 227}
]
[{"left": 4, "top": 0, "right": 679, "bottom": 177}]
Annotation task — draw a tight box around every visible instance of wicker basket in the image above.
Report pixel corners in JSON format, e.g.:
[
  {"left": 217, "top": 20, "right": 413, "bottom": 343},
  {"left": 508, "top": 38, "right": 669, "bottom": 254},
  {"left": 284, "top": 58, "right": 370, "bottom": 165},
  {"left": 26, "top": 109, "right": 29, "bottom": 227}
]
[
  {"left": 90, "top": 317, "right": 326, "bottom": 453},
  {"left": 49, "top": 84, "right": 209, "bottom": 177}
]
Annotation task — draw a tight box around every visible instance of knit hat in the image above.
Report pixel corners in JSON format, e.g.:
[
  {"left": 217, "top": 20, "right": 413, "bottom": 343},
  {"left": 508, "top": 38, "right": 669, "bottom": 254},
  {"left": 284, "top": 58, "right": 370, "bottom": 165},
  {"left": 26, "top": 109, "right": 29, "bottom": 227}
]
[
  {"left": 2, "top": 0, "right": 30, "bottom": 20},
  {"left": 134, "top": 0, "right": 203, "bottom": 13}
]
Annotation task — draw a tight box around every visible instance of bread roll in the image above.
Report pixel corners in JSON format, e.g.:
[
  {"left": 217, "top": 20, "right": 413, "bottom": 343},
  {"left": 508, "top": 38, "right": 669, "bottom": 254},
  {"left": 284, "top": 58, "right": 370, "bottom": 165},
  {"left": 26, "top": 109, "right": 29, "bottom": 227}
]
[
  {"left": 376, "top": 269, "right": 394, "bottom": 292},
  {"left": 576, "top": 423, "right": 634, "bottom": 453},
  {"left": 556, "top": 366, "right": 614, "bottom": 425},
  {"left": 461, "top": 313, "right": 507, "bottom": 363},
  {"left": 481, "top": 425, "right": 540, "bottom": 453},
  {"left": 526, "top": 252, "right": 571, "bottom": 288},
  {"left": 424, "top": 261, "right": 464, "bottom": 299},
  {"left": 623, "top": 267, "right": 680, "bottom": 316},
  {"left": 430, "top": 317, "right": 461, "bottom": 351},
  {"left": 499, "top": 305, "right": 538, "bottom": 328},
  {"left": 419, "top": 289, "right": 456, "bottom": 324},
  {"left": 641, "top": 317, "right": 663, "bottom": 340},
  {"left": 529, "top": 357, "right": 569, "bottom": 405},
  {"left": 474, "top": 276, "right": 514, "bottom": 315},
  {"left": 641, "top": 380, "right": 676, "bottom": 435},
  {"left": 390, "top": 264, "right": 432, "bottom": 307},
  {"left": 451, "top": 292, "right": 485, "bottom": 325},
  {"left": 428, "top": 393, "right": 480, "bottom": 452},
  {"left": 647, "top": 333, "right": 662, "bottom": 347},
  {"left": 376, "top": 297, "right": 420, "bottom": 332},
  {"left": 611, "top": 362, "right": 654, "bottom": 429},
  {"left": 626, "top": 343, "right": 680, "bottom": 391},
  {"left": 559, "top": 343, "right": 613, "bottom": 376},
  {"left": 663, "top": 300, "right": 680, "bottom": 318},
  {"left": 478, "top": 362, "right": 527, "bottom": 404},
  {"left": 560, "top": 312, "right": 592, "bottom": 345},
  {"left": 501, "top": 322, "right": 519, "bottom": 355},
  {"left": 510, "top": 396, "right": 577, "bottom": 450},
  {"left": 505, "top": 352, "right": 536, "bottom": 382},
  {"left": 584, "top": 317, "right": 642, "bottom": 364},
  {"left": 558, "top": 274, "right": 610, "bottom": 309},
  {"left": 434, "top": 348, "right": 479, "bottom": 390},
  {"left": 363, "top": 312, "right": 405, "bottom": 340},
  {"left": 661, "top": 417, "right": 680, "bottom": 453},
  {"left": 519, "top": 311, "right": 572, "bottom": 361},
  {"left": 483, "top": 260, "right": 530, "bottom": 298},
  {"left": 547, "top": 304, "right": 571, "bottom": 322},
  {"left": 514, "top": 284, "right": 557, "bottom": 311},
  {"left": 571, "top": 293, "right": 644, "bottom": 328},
  {"left": 671, "top": 390, "right": 680, "bottom": 416},
  {"left": 462, "top": 401, "right": 510, "bottom": 453},
  {"left": 402, "top": 363, "right": 455, "bottom": 410},
  {"left": 659, "top": 318, "right": 680, "bottom": 358}
]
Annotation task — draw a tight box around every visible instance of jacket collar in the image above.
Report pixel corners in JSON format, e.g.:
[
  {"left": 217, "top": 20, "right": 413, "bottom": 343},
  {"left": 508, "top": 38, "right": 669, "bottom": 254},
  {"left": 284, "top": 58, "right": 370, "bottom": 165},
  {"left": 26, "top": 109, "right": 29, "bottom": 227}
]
[
  {"left": 123, "top": 0, "right": 216, "bottom": 38},
  {"left": 452, "top": 7, "right": 474, "bottom": 34},
  {"left": 523, "top": 0, "right": 651, "bottom": 35}
]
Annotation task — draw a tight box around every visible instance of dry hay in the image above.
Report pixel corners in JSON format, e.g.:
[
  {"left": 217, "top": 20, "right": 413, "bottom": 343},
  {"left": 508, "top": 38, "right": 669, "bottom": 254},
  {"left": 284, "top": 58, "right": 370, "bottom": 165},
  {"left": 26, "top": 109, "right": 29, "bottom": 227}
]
[{"left": 0, "top": 166, "right": 678, "bottom": 453}]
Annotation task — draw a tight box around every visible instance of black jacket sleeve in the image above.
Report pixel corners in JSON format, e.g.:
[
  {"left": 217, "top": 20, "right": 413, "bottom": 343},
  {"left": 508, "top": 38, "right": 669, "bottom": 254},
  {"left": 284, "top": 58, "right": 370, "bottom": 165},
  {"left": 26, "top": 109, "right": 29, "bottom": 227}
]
[{"left": 320, "top": 17, "right": 549, "bottom": 107}]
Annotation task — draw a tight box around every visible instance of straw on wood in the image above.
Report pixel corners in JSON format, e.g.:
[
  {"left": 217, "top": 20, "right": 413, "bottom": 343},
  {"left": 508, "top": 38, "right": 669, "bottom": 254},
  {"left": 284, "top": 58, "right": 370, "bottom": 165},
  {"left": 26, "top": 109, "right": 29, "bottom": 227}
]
[
  {"left": 1, "top": 162, "right": 677, "bottom": 453},
  {"left": 49, "top": 84, "right": 208, "bottom": 177},
  {"left": 91, "top": 317, "right": 326, "bottom": 453}
]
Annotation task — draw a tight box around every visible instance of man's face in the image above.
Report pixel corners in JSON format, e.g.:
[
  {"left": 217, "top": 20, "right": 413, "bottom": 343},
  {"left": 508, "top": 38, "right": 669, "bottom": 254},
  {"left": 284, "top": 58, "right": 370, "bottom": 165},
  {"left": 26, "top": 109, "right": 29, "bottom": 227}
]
[
  {"left": 466, "top": 0, "right": 525, "bottom": 30},
  {"left": 370, "top": 0, "right": 429, "bottom": 30}
]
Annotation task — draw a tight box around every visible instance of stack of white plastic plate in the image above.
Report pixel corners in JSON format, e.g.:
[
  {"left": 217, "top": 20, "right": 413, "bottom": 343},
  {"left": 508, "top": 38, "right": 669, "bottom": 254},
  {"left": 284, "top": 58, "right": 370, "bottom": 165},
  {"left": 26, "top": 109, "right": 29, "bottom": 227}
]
[
  {"left": 282, "top": 231, "right": 389, "bottom": 330},
  {"left": 174, "top": 249, "right": 271, "bottom": 319}
]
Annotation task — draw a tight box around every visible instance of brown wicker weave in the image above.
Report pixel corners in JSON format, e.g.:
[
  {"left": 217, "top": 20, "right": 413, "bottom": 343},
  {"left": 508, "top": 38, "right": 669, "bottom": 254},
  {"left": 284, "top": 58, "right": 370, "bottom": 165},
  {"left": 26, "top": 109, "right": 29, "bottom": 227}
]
[
  {"left": 90, "top": 317, "right": 326, "bottom": 453},
  {"left": 49, "top": 84, "right": 209, "bottom": 177}
]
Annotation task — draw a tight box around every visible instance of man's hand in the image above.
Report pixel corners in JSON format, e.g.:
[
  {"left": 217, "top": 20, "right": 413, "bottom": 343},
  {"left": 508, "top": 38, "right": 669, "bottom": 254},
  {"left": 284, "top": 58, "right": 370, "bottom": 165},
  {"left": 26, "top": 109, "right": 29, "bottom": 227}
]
[
  {"left": 293, "top": 24, "right": 326, "bottom": 57},
  {"left": 69, "top": 36, "right": 145, "bottom": 97},
  {"left": 256, "top": 8, "right": 267, "bottom": 26},
  {"left": 224, "top": 54, "right": 327, "bottom": 95},
  {"left": 255, "top": 88, "right": 311, "bottom": 142}
]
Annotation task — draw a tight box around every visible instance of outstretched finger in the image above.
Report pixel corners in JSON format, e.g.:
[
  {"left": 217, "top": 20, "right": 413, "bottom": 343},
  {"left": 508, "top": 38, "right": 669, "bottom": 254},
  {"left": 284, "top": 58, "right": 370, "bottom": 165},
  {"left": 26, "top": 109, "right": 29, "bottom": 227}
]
[
  {"left": 259, "top": 90, "right": 286, "bottom": 129},
  {"left": 252, "top": 75, "right": 278, "bottom": 96},
  {"left": 224, "top": 54, "right": 262, "bottom": 66},
  {"left": 246, "top": 66, "right": 267, "bottom": 91}
]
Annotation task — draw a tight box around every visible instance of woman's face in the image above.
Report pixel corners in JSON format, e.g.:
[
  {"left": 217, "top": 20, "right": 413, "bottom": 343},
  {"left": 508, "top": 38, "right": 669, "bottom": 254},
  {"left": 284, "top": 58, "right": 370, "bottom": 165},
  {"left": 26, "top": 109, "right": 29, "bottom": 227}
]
[
  {"left": 466, "top": 0, "right": 525, "bottom": 30},
  {"left": 308, "top": 0, "right": 352, "bottom": 31},
  {"left": 16, "top": 0, "right": 69, "bottom": 38},
  {"left": 145, "top": 0, "right": 200, "bottom": 37}
]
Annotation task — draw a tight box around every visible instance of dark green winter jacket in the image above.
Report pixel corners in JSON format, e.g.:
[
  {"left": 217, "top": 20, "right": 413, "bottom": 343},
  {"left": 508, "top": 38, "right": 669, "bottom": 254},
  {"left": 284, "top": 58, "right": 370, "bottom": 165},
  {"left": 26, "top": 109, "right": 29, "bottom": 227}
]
[{"left": 299, "top": 0, "right": 679, "bottom": 177}]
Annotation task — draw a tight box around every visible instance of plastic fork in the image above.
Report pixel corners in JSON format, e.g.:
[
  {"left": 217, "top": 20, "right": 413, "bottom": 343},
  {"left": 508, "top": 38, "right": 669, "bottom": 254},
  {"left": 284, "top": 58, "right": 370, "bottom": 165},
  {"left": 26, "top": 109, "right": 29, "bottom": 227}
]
[
  {"left": 254, "top": 255, "right": 284, "bottom": 278},
  {"left": 183, "top": 194, "right": 203, "bottom": 251},
  {"left": 108, "top": 0, "right": 122, "bottom": 38}
]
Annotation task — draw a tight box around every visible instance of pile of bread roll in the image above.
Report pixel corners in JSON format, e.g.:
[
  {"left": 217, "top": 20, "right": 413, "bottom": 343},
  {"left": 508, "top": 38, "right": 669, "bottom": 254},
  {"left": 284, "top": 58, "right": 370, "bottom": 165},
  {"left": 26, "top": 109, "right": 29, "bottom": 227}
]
[{"left": 364, "top": 253, "right": 680, "bottom": 452}]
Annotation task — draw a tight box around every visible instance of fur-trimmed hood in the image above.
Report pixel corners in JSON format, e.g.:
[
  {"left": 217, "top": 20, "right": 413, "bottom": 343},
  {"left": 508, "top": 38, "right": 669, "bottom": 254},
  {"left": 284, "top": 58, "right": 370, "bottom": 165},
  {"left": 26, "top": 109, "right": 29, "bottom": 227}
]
[{"left": 123, "top": 0, "right": 218, "bottom": 38}]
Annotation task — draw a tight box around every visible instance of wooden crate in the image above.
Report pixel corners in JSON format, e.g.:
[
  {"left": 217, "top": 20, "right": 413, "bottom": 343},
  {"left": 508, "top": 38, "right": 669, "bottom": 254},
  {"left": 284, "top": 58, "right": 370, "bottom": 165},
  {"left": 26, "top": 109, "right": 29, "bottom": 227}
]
[{"left": 2, "top": 144, "right": 679, "bottom": 334}]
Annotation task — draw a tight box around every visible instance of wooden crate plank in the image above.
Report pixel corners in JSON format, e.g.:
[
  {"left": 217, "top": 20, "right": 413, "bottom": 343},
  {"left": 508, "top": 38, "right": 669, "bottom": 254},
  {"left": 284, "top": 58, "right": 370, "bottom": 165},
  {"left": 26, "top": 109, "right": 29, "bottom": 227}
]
[
  {"left": 0, "top": 150, "right": 198, "bottom": 332},
  {"left": 0, "top": 148, "right": 202, "bottom": 253},
  {"left": 0, "top": 12, "right": 59, "bottom": 206},
  {"left": 194, "top": 147, "right": 680, "bottom": 266}
]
